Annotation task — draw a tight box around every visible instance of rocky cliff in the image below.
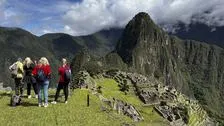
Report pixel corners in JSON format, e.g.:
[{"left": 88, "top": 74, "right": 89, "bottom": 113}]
[{"left": 114, "top": 12, "right": 224, "bottom": 123}]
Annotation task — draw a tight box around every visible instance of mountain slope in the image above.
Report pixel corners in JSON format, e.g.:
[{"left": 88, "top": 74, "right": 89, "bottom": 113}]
[
  {"left": 0, "top": 27, "right": 59, "bottom": 87},
  {"left": 76, "top": 12, "right": 223, "bottom": 124},
  {"left": 0, "top": 27, "right": 122, "bottom": 88},
  {"left": 40, "top": 28, "right": 122, "bottom": 58}
]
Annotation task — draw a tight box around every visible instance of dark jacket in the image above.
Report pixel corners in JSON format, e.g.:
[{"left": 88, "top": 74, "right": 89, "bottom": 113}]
[{"left": 23, "top": 63, "right": 35, "bottom": 83}]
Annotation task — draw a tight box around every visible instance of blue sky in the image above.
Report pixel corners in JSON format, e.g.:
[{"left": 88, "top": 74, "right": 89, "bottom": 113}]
[{"left": 0, "top": 0, "right": 224, "bottom": 36}]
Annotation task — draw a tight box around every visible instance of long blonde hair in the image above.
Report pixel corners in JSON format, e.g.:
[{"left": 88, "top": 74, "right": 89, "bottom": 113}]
[
  {"left": 24, "top": 57, "right": 33, "bottom": 68},
  {"left": 39, "top": 57, "right": 49, "bottom": 66}
]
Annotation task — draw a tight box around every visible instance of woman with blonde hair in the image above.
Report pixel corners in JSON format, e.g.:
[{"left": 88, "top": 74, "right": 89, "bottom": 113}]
[
  {"left": 32, "top": 57, "right": 51, "bottom": 107},
  {"left": 23, "top": 57, "right": 38, "bottom": 98}
]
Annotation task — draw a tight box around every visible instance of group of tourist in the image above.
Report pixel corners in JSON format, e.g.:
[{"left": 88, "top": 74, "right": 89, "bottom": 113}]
[{"left": 9, "top": 57, "right": 71, "bottom": 107}]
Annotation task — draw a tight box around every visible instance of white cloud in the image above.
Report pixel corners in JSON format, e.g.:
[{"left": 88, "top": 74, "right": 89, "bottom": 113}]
[
  {"left": 62, "top": 0, "right": 151, "bottom": 35},
  {"left": 62, "top": 0, "right": 224, "bottom": 36},
  {"left": 1, "top": 0, "right": 224, "bottom": 36},
  {"left": 0, "top": 0, "right": 6, "bottom": 21}
]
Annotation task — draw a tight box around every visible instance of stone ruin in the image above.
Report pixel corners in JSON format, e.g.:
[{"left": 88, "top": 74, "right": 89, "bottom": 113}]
[
  {"left": 74, "top": 71, "right": 90, "bottom": 89},
  {"left": 102, "top": 70, "right": 178, "bottom": 105},
  {"left": 139, "top": 89, "right": 160, "bottom": 105},
  {"left": 0, "top": 82, "right": 12, "bottom": 92},
  {"left": 154, "top": 102, "right": 187, "bottom": 126},
  {"left": 103, "top": 70, "right": 148, "bottom": 85},
  {"left": 99, "top": 95, "right": 144, "bottom": 122},
  {"left": 112, "top": 98, "right": 143, "bottom": 122}
]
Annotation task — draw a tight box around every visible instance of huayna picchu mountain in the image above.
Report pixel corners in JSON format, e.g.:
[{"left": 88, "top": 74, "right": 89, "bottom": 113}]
[{"left": 72, "top": 12, "right": 224, "bottom": 124}]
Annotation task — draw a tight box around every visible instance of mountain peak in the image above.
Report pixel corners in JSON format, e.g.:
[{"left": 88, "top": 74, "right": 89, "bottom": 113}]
[
  {"left": 116, "top": 12, "right": 163, "bottom": 64},
  {"left": 132, "top": 12, "right": 153, "bottom": 22}
]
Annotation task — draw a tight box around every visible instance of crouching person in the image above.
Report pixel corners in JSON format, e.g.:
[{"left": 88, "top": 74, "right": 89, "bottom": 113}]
[
  {"left": 52, "top": 58, "right": 71, "bottom": 104},
  {"left": 32, "top": 57, "right": 51, "bottom": 107}
]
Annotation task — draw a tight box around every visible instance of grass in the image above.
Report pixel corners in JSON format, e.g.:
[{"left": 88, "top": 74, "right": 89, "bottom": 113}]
[{"left": 0, "top": 89, "right": 133, "bottom": 126}]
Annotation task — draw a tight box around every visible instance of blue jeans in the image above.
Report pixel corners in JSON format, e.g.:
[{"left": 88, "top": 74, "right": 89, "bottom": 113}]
[{"left": 38, "top": 80, "right": 49, "bottom": 104}]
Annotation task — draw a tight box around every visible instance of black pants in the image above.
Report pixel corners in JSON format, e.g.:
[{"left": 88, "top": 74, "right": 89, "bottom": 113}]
[
  {"left": 54, "top": 82, "right": 69, "bottom": 101},
  {"left": 15, "top": 78, "right": 24, "bottom": 96},
  {"left": 27, "top": 82, "right": 38, "bottom": 95}
]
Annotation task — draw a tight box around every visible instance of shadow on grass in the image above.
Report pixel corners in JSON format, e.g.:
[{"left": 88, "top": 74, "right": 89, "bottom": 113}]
[
  {"left": 0, "top": 92, "right": 12, "bottom": 97},
  {"left": 0, "top": 92, "right": 12, "bottom": 100},
  {"left": 20, "top": 102, "right": 38, "bottom": 107},
  {"left": 7, "top": 102, "right": 38, "bottom": 107}
]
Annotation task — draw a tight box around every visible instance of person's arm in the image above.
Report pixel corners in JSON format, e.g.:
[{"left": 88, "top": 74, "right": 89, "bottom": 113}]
[
  {"left": 20, "top": 63, "right": 24, "bottom": 74},
  {"left": 9, "top": 62, "right": 16, "bottom": 70},
  {"left": 32, "top": 66, "right": 37, "bottom": 76},
  {"left": 47, "top": 65, "right": 51, "bottom": 79}
]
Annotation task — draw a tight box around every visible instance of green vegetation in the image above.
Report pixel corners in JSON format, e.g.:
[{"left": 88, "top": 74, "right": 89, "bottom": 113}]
[{"left": 0, "top": 89, "right": 133, "bottom": 126}]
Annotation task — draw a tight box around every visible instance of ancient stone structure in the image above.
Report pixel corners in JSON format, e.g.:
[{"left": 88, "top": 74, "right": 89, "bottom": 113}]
[{"left": 101, "top": 97, "right": 144, "bottom": 122}]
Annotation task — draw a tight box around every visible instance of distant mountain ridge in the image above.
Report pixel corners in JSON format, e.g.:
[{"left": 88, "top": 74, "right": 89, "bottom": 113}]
[
  {"left": 172, "top": 23, "right": 224, "bottom": 48},
  {"left": 0, "top": 26, "right": 122, "bottom": 87}
]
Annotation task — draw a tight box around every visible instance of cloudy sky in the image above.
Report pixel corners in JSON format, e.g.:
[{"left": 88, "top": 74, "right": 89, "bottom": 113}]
[{"left": 0, "top": 0, "right": 223, "bottom": 36}]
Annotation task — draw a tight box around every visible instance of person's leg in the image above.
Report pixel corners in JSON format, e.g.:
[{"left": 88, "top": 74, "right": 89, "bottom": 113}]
[
  {"left": 43, "top": 81, "right": 49, "bottom": 104},
  {"left": 27, "top": 82, "right": 31, "bottom": 96},
  {"left": 54, "top": 83, "right": 62, "bottom": 101},
  {"left": 37, "top": 83, "right": 42, "bottom": 105},
  {"left": 68, "top": 83, "right": 71, "bottom": 96},
  {"left": 63, "top": 83, "right": 69, "bottom": 102},
  {"left": 19, "top": 79, "right": 24, "bottom": 96},
  {"left": 15, "top": 78, "right": 19, "bottom": 96},
  {"left": 32, "top": 83, "right": 38, "bottom": 95}
]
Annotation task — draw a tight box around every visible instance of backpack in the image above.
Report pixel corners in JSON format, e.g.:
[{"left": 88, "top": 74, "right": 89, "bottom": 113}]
[
  {"left": 37, "top": 69, "right": 45, "bottom": 82},
  {"left": 10, "top": 95, "right": 22, "bottom": 107},
  {"left": 64, "top": 68, "right": 71, "bottom": 83},
  {"left": 9, "top": 63, "right": 18, "bottom": 78}
]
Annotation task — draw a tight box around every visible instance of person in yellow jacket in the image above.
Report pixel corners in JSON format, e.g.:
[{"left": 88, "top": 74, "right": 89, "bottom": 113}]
[{"left": 9, "top": 58, "right": 24, "bottom": 96}]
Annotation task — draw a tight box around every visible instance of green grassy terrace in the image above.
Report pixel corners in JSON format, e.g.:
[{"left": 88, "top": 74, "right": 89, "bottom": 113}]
[{"left": 0, "top": 78, "right": 168, "bottom": 126}]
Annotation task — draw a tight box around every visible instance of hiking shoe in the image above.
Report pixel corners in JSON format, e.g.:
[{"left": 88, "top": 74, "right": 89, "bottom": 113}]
[
  {"left": 28, "top": 95, "right": 32, "bottom": 99},
  {"left": 65, "top": 101, "right": 68, "bottom": 104},
  {"left": 51, "top": 101, "right": 57, "bottom": 104},
  {"left": 44, "top": 103, "right": 48, "bottom": 108},
  {"left": 38, "top": 103, "right": 42, "bottom": 107}
]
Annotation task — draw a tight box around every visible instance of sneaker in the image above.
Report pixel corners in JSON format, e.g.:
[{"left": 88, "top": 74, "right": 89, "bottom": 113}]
[
  {"left": 38, "top": 103, "right": 42, "bottom": 107},
  {"left": 44, "top": 103, "right": 48, "bottom": 108},
  {"left": 42, "top": 103, "right": 45, "bottom": 107},
  {"left": 65, "top": 101, "right": 68, "bottom": 104},
  {"left": 28, "top": 95, "right": 32, "bottom": 99},
  {"left": 51, "top": 101, "right": 57, "bottom": 104},
  {"left": 35, "top": 95, "right": 38, "bottom": 99}
]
